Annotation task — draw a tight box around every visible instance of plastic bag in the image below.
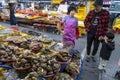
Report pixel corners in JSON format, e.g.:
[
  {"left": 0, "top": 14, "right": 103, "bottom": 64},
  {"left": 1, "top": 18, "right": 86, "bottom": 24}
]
[
  {"left": 53, "top": 43, "right": 63, "bottom": 51},
  {"left": 118, "top": 58, "right": 120, "bottom": 67},
  {"left": 3, "top": 69, "right": 18, "bottom": 80}
]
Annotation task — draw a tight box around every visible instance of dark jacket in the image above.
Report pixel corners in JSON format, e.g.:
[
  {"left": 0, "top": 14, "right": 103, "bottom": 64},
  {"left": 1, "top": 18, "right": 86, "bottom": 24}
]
[
  {"left": 100, "top": 41, "right": 115, "bottom": 60},
  {"left": 9, "top": 5, "right": 17, "bottom": 25},
  {"left": 84, "top": 9, "right": 109, "bottom": 38}
]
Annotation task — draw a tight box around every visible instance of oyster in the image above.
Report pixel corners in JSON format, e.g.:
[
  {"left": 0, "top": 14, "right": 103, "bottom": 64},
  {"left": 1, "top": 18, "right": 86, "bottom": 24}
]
[{"left": 53, "top": 73, "right": 73, "bottom": 80}]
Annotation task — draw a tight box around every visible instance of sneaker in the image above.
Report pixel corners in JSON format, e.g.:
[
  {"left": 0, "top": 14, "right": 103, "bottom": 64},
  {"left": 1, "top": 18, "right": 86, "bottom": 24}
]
[
  {"left": 91, "top": 56, "right": 96, "bottom": 62},
  {"left": 98, "top": 65, "right": 106, "bottom": 72},
  {"left": 85, "top": 56, "right": 90, "bottom": 62},
  {"left": 98, "top": 65, "right": 103, "bottom": 70},
  {"left": 114, "top": 71, "right": 120, "bottom": 79}
]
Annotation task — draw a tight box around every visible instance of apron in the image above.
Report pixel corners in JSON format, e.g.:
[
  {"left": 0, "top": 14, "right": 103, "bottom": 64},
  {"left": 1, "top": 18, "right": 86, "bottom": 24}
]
[
  {"left": 63, "top": 16, "right": 77, "bottom": 50},
  {"left": 10, "top": 6, "right": 17, "bottom": 25},
  {"left": 10, "top": 14, "right": 17, "bottom": 25}
]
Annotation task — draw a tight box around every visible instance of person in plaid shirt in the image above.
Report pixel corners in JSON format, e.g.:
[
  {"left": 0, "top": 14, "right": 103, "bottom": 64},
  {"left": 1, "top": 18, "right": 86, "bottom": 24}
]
[{"left": 84, "top": 0, "right": 110, "bottom": 62}]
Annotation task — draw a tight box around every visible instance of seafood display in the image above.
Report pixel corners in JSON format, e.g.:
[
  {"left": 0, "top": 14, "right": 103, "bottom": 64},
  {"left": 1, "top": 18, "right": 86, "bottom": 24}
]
[{"left": 0, "top": 28, "right": 81, "bottom": 80}]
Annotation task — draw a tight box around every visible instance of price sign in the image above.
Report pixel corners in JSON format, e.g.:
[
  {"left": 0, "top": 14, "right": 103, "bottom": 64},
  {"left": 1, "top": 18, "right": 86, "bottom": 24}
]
[
  {"left": 52, "top": 0, "right": 61, "bottom": 4},
  {"left": 9, "top": 0, "right": 17, "bottom": 3}
]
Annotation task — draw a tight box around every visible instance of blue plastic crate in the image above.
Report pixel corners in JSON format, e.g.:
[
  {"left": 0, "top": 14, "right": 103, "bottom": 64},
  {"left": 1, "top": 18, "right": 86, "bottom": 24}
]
[
  {"left": 0, "top": 8, "right": 2, "bottom": 12},
  {"left": 70, "top": 50, "right": 84, "bottom": 80},
  {"left": 0, "top": 62, "right": 13, "bottom": 69},
  {"left": 70, "top": 50, "right": 81, "bottom": 56},
  {"left": 0, "top": 64, "right": 13, "bottom": 69},
  {"left": 40, "top": 50, "right": 84, "bottom": 80},
  {"left": 59, "top": 62, "right": 68, "bottom": 72},
  {"left": 76, "top": 60, "right": 84, "bottom": 80}
]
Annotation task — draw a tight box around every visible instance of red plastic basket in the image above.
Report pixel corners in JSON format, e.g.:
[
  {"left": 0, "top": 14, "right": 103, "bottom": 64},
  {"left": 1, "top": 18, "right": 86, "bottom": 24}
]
[
  {"left": 0, "top": 59, "right": 14, "bottom": 63},
  {"left": 43, "top": 74, "right": 55, "bottom": 78},
  {"left": 13, "top": 63, "right": 31, "bottom": 71},
  {"left": 43, "top": 64, "right": 61, "bottom": 78},
  {"left": 57, "top": 58, "right": 71, "bottom": 64},
  {"left": 10, "top": 26, "right": 19, "bottom": 31}
]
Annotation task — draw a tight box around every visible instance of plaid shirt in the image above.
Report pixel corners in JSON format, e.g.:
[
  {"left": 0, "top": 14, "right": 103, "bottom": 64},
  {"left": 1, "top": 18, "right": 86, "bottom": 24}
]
[{"left": 84, "top": 9, "right": 110, "bottom": 38}]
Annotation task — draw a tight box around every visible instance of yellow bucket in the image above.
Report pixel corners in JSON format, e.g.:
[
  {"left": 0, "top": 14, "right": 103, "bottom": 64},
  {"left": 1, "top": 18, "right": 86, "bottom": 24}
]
[{"left": 0, "top": 68, "right": 5, "bottom": 80}]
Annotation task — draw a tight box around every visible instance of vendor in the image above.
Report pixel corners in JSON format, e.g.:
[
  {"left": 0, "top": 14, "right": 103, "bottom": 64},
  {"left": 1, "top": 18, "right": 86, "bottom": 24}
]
[
  {"left": 57, "top": 6, "right": 79, "bottom": 52},
  {"left": 9, "top": 3, "right": 18, "bottom": 30}
]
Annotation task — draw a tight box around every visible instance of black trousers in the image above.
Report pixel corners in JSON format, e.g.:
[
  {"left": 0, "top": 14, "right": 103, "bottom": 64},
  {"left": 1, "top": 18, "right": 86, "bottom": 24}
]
[{"left": 87, "top": 33, "right": 100, "bottom": 56}]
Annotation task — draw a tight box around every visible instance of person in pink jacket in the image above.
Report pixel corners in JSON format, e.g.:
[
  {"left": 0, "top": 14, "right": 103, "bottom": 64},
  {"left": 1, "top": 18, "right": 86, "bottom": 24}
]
[{"left": 57, "top": 6, "right": 79, "bottom": 52}]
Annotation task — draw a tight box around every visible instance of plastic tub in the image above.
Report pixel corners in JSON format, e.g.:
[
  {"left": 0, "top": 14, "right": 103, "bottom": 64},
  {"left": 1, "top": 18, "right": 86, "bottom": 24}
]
[
  {"left": 0, "top": 60, "right": 14, "bottom": 63},
  {"left": 13, "top": 63, "right": 31, "bottom": 79},
  {"left": 13, "top": 63, "right": 31, "bottom": 71},
  {"left": 43, "top": 64, "right": 61, "bottom": 80}
]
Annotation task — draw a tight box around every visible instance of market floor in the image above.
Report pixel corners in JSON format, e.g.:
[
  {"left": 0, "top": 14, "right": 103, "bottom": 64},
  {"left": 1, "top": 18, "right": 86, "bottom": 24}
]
[{"left": 0, "top": 21, "right": 120, "bottom": 80}]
